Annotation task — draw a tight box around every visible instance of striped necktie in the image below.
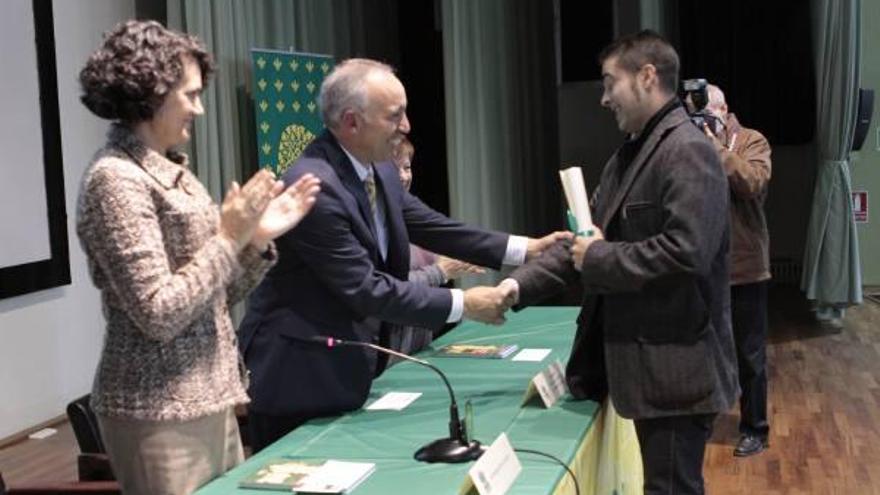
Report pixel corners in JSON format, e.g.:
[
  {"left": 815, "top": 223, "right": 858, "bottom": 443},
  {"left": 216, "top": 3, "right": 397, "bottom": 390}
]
[{"left": 364, "top": 168, "right": 377, "bottom": 215}]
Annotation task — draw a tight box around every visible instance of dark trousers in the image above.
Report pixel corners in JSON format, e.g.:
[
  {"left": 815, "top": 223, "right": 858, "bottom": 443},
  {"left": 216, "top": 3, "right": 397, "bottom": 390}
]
[
  {"left": 731, "top": 281, "right": 770, "bottom": 437},
  {"left": 634, "top": 414, "right": 717, "bottom": 495},
  {"left": 247, "top": 410, "right": 317, "bottom": 453}
]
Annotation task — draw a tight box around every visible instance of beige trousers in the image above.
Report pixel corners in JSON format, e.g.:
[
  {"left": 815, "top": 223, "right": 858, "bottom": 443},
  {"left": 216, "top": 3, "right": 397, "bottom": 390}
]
[{"left": 97, "top": 408, "right": 243, "bottom": 495}]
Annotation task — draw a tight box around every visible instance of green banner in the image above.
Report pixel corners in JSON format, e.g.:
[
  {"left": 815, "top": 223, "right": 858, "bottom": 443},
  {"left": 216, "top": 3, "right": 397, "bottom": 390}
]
[{"left": 251, "top": 49, "right": 334, "bottom": 174}]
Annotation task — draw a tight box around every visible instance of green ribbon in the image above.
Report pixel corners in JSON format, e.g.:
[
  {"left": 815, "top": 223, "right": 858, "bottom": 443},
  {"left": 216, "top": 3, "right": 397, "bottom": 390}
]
[{"left": 566, "top": 209, "right": 593, "bottom": 236}]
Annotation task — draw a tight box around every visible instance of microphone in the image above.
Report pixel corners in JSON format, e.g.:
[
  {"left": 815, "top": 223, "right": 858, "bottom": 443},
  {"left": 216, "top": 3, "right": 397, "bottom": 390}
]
[{"left": 309, "top": 335, "right": 483, "bottom": 463}]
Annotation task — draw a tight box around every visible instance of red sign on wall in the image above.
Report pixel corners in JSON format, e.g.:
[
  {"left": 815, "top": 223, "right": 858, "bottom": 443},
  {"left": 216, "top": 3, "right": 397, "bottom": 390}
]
[{"left": 853, "top": 191, "right": 868, "bottom": 223}]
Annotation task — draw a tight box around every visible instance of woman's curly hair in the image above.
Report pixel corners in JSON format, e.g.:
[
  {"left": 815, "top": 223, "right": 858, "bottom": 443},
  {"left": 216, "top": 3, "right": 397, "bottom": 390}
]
[{"left": 79, "top": 20, "right": 215, "bottom": 123}]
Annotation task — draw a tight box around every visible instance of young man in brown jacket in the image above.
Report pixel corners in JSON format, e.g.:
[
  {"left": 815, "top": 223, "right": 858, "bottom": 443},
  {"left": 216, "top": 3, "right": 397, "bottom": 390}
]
[
  {"left": 501, "top": 32, "right": 738, "bottom": 494},
  {"left": 702, "top": 83, "right": 773, "bottom": 457}
]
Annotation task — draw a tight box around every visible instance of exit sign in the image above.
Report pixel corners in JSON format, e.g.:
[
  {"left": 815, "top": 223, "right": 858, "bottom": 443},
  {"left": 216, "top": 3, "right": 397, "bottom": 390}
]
[{"left": 853, "top": 191, "right": 868, "bottom": 223}]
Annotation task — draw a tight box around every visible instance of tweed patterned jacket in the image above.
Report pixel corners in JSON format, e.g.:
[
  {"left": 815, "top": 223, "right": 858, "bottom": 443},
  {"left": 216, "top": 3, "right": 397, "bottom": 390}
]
[{"left": 77, "top": 125, "right": 276, "bottom": 421}]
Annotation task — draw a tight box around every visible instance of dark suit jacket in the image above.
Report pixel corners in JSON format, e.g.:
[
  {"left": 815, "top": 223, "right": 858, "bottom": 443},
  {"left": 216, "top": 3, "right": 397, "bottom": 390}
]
[
  {"left": 239, "top": 130, "right": 509, "bottom": 417},
  {"left": 510, "top": 105, "right": 739, "bottom": 420}
]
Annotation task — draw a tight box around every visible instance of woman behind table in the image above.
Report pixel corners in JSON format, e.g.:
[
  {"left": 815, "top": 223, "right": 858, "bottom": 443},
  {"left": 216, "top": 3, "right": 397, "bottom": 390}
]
[
  {"left": 76, "top": 20, "right": 320, "bottom": 494},
  {"left": 388, "top": 138, "right": 483, "bottom": 358}
]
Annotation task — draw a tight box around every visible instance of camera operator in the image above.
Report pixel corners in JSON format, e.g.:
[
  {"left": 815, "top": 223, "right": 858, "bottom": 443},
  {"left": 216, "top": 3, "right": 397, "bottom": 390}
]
[{"left": 689, "top": 83, "right": 772, "bottom": 457}]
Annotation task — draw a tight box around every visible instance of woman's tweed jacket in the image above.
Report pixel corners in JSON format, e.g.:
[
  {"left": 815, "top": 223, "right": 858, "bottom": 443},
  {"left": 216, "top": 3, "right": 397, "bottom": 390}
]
[{"left": 77, "top": 125, "right": 276, "bottom": 421}]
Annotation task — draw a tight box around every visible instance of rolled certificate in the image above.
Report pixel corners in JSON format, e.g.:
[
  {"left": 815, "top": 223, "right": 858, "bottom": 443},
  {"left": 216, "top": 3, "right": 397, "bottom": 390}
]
[{"left": 559, "top": 167, "right": 594, "bottom": 235}]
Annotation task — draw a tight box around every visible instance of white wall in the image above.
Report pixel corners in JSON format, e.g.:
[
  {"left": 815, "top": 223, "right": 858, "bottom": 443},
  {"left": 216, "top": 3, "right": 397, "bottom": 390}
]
[{"left": 0, "top": 0, "right": 135, "bottom": 439}]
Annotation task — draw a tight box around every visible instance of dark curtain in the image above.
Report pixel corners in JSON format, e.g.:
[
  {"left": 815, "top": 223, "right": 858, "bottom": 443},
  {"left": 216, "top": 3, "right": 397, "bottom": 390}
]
[{"left": 676, "top": 0, "right": 815, "bottom": 145}]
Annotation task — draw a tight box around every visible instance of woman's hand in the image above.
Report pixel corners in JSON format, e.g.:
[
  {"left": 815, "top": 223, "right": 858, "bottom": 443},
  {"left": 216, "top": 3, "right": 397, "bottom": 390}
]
[
  {"left": 436, "top": 256, "right": 485, "bottom": 281},
  {"left": 250, "top": 173, "right": 321, "bottom": 251},
  {"left": 220, "top": 169, "right": 277, "bottom": 250}
]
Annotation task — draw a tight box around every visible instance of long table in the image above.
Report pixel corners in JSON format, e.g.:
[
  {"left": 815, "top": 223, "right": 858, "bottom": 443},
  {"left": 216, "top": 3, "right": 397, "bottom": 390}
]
[{"left": 197, "top": 307, "right": 642, "bottom": 494}]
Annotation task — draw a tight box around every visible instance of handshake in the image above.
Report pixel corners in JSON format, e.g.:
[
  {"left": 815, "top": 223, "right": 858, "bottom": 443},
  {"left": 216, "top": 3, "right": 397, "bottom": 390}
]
[
  {"left": 458, "top": 229, "right": 594, "bottom": 326},
  {"left": 462, "top": 279, "right": 520, "bottom": 326}
]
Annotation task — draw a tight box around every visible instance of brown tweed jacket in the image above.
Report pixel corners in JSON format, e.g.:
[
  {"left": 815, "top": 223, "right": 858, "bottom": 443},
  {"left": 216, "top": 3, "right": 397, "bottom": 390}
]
[
  {"left": 510, "top": 105, "right": 738, "bottom": 420},
  {"left": 77, "top": 125, "right": 275, "bottom": 421}
]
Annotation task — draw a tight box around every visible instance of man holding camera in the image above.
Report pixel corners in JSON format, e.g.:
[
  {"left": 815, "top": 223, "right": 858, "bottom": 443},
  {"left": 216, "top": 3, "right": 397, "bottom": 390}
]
[{"left": 696, "top": 83, "right": 772, "bottom": 457}]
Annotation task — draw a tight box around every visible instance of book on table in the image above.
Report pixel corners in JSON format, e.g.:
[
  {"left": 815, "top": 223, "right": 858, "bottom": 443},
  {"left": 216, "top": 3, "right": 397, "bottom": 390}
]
[
  {"left": 434, "top": 343, "right": 519, "bottom": 359},
  {"left": 238, "top": 458, "right": 375, "bottom": 493},
  {"left": 238, "top": 458, "right": 321, "bottom": 491}
]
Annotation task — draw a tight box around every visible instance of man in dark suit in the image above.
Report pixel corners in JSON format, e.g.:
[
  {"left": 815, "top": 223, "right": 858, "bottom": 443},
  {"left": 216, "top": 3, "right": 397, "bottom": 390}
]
[
  {"left": 499, "top": 32, "right": 738, "bottom": 494},
  {"left": 239, "top": 58, "right": 567, "bottom": 452}
]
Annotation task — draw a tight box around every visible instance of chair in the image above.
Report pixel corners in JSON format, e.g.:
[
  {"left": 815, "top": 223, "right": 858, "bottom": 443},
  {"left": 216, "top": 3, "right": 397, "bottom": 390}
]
[
  {"left": 65, "top": 396, "right": 104, "bottom": 455},
  {"left": 65, "top": 396, "right": 114, "bottom": 482},
  {"left": 68, "top": 393, "right": 253, "bottom": 454},
  {"left": 75, "top": 455, "right": 114, "bottom": 483},
  {"left": 0, "top": 398, "right": 120, "bottom": 493}
]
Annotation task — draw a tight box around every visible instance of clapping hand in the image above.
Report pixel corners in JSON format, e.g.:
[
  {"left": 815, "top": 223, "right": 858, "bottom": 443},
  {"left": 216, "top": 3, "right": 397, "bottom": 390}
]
[
  {"left": 250, "top": 173, "right": 321, "bottom": 251},
  {"left": 220, "top": 169, "right": 278, "bottom": 250}
]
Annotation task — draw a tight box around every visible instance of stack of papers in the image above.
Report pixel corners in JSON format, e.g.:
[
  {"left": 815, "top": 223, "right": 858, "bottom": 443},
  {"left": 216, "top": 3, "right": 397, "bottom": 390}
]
[{"left": 294, "top": 460, "right": 376, "bottom": 494}]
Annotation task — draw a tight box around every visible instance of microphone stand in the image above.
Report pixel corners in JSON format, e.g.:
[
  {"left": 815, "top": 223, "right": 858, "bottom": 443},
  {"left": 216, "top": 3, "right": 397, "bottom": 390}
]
[{"left": 316, "top": 336, "right": 483, "bottom": 463}]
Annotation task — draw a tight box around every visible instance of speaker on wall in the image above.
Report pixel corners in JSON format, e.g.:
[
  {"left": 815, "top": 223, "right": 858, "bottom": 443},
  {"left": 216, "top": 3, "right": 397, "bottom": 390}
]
[{"left": 851, "top": 88, "right": 874, "bottom": 151}]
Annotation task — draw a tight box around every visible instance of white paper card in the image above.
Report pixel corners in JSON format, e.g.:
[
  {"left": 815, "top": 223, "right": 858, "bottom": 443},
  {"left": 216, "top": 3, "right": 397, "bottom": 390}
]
[
  {"left": 511, "top": 348, "right": 552, "bottom": 362},
  {"left": 366, "top": 392, "right": 422, "bottom": 411},
  {"left": 529, "top": 360, "right": 568, "bottom": 408},
  {"left": 559, "top": 167, "right": 594, "bottom": 234},
  {"left": 27, "top": 427, "right": 57, "bottom": 440},
  {"left": 466, "top": 433, "right": 522, "bottom": 495}
]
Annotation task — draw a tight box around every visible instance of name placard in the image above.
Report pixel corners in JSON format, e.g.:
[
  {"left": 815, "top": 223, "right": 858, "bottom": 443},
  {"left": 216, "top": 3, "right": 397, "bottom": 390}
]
[
  {"left": 521, "top": 360, "right": 567, "bottom": 408},
  {"left": 459, "top": 433, "right": 521, "bottom": 495}
]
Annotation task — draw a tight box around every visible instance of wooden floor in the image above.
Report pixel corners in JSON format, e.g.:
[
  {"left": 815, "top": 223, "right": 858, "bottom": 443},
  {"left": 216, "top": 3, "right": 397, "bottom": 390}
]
[
  {"left": 705, "top": 286, "right": 880, "bottom": 495},
  {"left": 0, "top": 420, "right": 79, "bottom": 486},
  {"left": 1, "top": 285, "right": 879, "bottom": 493}
]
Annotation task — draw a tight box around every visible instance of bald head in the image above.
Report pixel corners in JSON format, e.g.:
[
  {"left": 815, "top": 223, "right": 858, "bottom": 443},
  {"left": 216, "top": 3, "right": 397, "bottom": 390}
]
[
  {"left": 705, "top": 84, "right": 728, "bottom": 120},
  {"left": 319, "top": 58, "right": 410, "bottom": 163},
  {"left": 319, "top": 58, "right": 397, "bottom": 130},
  {"left": 707, "top": 84, "right": 725, "bottom": 106}
]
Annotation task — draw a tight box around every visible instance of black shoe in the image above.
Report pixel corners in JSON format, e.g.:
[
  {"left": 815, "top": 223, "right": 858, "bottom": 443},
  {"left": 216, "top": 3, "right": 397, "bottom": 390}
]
[{"left": 734, "top": 434, "right": 767, "bottom": 457}]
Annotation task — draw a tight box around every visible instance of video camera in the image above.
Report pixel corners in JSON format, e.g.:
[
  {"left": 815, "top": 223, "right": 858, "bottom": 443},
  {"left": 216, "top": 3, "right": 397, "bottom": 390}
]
[{"left": 682, "top": 78, "right": 721, "bottom": 134}]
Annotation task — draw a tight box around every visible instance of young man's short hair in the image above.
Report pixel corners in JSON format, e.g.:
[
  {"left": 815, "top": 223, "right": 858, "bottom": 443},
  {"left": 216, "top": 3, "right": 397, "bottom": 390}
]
[{"left": 599, "top": 30, "right": 680, "bottom": 95}]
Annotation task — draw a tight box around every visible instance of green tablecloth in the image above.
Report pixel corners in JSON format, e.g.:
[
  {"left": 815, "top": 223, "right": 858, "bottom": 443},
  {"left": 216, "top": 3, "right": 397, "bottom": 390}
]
[{"left": 197, "top": 307, "right": 641, "bottom": 494}]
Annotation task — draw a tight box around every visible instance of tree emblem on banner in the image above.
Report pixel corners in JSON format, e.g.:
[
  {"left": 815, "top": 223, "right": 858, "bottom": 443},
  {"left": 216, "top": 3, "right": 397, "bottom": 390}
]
[{"left": 251, "top": 49, "right": 334, "bottom": 174}]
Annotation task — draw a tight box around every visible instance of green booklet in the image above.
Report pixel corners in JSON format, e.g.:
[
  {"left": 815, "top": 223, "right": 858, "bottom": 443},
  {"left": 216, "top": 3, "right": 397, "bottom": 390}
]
[
  {"left": 434, "top": 343, "right": 519, "bottom": 359},
  {"left": 238, "top": 458, "right": 323, "bottom": 491},
  {"left": 291, "top": 460, "right": 376, "bottom": 493},
  {"left": 239, "top": 458, "right": 376, "bottom": 493}
]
